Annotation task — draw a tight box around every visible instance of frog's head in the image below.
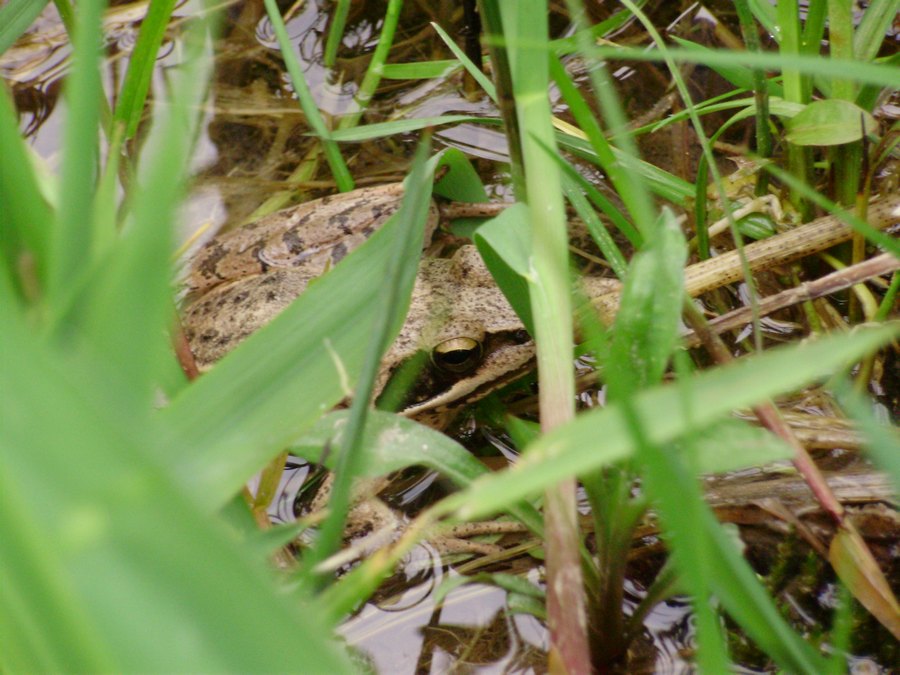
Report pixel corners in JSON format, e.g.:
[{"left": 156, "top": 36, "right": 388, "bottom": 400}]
[{"left": 375, "top": 247, "right": 535, "bottom": 428}]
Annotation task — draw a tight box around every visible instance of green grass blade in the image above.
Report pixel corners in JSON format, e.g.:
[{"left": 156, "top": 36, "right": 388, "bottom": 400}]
[
  {"left": 854, "top": 0, "right": 900, "bottom": 63},
  {"left": 549, "top": 0, "right": 647, "bottom": 54},
  {"left": 501, "top": 1, "right": 594, "bottom": 668},
  {"left": 0, "top": 0, "right": 49, "bottom": 55},
  {"left": 548, "top": 55, "right": 645, "bottom": 240},
  {"left": 561, "top": 176, "right": 629, "bottom": 278},
  {"left": 582, "top": 45, "right": 900, "bottom": 89},
  {"left": 747, "top": 0, "right": 777, "bottom": 35},
  {"left": 327, "top": 114, "right": 490, "bottom": 142},
  {"left": 47, "top": 0, "right": 104, "bottom": 307},
  {"left": 323, "top": 0, "right": 350, "bottom": 67},
  {"left": 762, "top": 165, "right": 900, "bottom": 256},
  {"left": 431, "top": 21, "right": 497, "bottom": 101},
  {"left": 61, "top": 19, "right": 210, "bottom": 408},
  {"left": 564, "top": 0, "right": 658, "bottom": 232},
  {"left": 381, "top": 59, "right": 460, "bottom": 79},
  {"left": 112, "top": 0, "right": 177, "bottom": 138},
  {"left": 777, "top": 0, "right": 804, "bottom": 102},
  {"left": 669, "top": 36, "right": 784, "bottom": 98},
  {"left": 556, "top": 133, "right": 694, "bottom": 205},
  {"left": 263, "top": 0, "right": 353, "bottom": 191},
  {"left": 0, "top": 86, "right": 53, "bottom": 299},
  {"left": 549, "top": 147, "right": 639, "bottom": 249},
  {"left": 302, "top": 410, "right": 543, "bottom": 622},
  {"left": 625, "top": 404, "right": 733, "bottom": 673},
  {"left": 336, "top": 0, "right": 401, "bottom": 131},
  {"left": 289, "top": 410, "right": 543, "bottom": 530},
  {"left": 834, "top": 380, "right": 900, "bottom": 493},
  {"left": 702, "top": 507, "right": 830, "bottom": 672},
  {"left": 0, "top": 307, "right": 354, "bottom": 672}
]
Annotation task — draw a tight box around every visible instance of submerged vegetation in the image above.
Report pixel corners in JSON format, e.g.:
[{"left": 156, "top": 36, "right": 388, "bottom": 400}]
[{"left": 1, "top": 0, "right": 898, "bottom": 672}]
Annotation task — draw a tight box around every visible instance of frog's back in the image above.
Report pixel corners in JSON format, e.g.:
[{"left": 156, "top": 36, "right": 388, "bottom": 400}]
[{"left": 186, "top": 184, "right": 407, "bottom": 295}]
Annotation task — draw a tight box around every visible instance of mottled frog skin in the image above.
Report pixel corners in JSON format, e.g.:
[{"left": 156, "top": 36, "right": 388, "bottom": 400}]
[
  {"left": 182, "top": 184, "right": 594, "bottom": 423},
  {"left": 187, "top": 183, "right": 434, "bottom": 296}
]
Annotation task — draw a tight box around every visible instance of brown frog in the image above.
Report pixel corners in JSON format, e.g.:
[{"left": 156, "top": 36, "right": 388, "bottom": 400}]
[{"left": 181, "top": 183, "right": 598, "bottom": 424}]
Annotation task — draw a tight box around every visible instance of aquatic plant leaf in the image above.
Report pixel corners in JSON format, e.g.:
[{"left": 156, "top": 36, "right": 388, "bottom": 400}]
[
  {"left": 607, "top": 208, "right": 686, "bottom": 397},
  {"left": 786, "top": 99, "right": 878, "bottom": 146},
  {"left": 433, "top": 147, "right": 490, "bottom": 203}
]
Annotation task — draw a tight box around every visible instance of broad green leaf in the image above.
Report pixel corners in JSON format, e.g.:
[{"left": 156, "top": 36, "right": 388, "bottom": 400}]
[
  {"left": 432, "top": 147, "right": 489, "bottom": 203},
  {"left": 441, "top": 322, "right": 899, "bottom": 521},
  {"left": 48, "top": 0, "right": 104, "bottom": 306},
  {"left": 686, "top": 418, "right": 793, "bottom": 473},
  {"left": 607, "top": 208, "right": 686, "bottom": 397},
  {"left": 786, "top": 99, "right": 878, "bottom": 146},
  {"left": 473, "top": 203, "right": 534, "bottom": 334}
]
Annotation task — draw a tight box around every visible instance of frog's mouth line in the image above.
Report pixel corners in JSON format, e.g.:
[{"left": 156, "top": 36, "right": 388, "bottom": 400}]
[{"left": 384, "top": 331, "right": 537, "bottom": 424}]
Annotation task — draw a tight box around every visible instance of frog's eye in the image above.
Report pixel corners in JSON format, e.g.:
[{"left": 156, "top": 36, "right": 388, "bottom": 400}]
[{"left": 431, "top": 337, "right": 483, "bottom": 374}]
